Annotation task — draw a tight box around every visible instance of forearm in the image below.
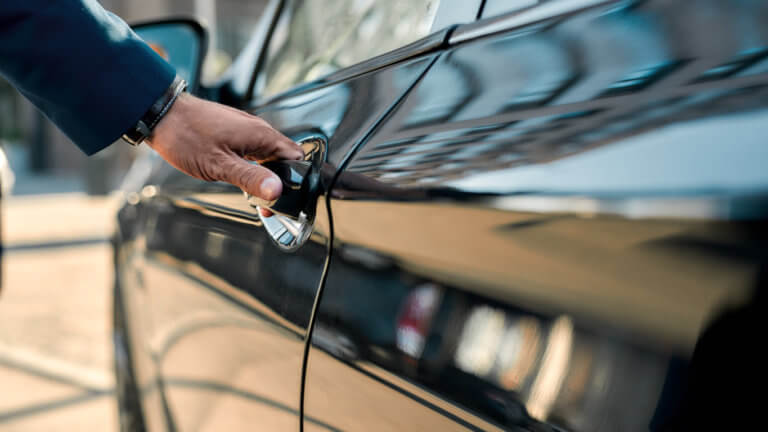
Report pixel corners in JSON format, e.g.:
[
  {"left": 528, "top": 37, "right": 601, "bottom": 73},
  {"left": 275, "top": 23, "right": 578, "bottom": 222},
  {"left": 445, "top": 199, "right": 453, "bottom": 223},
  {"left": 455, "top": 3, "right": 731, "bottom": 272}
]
[{"left": 0, "top": 0, "right": 175, "bottom": 154}]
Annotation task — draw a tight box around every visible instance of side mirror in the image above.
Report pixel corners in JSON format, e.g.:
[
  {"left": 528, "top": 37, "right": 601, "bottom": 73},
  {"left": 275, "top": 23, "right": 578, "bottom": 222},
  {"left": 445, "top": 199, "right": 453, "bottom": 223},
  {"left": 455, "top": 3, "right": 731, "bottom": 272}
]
[{"left": 132, "top": 18, "right": 208, "bottom": 92}]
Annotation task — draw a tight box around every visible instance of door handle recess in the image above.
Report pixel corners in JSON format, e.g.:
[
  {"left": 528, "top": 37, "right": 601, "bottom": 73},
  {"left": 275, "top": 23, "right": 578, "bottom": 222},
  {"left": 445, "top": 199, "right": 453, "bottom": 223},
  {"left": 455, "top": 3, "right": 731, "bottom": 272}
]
[{"left": 244, "top": 136, "right": 326, "bottom": 251}]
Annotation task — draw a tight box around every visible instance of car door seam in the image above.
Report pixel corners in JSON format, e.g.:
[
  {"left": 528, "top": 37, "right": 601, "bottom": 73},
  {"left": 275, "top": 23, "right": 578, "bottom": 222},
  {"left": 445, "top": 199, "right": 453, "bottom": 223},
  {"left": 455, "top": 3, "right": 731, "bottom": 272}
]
[{"left": 297, "top": 54, "right": 443, "bottom": 432}]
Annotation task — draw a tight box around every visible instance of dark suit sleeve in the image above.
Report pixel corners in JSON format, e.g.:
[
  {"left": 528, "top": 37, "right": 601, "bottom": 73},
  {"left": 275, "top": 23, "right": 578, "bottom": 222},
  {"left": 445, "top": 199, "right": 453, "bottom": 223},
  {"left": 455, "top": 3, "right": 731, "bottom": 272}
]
[{"left": 0, "top": 0, "right": 176, "bottom": 155}]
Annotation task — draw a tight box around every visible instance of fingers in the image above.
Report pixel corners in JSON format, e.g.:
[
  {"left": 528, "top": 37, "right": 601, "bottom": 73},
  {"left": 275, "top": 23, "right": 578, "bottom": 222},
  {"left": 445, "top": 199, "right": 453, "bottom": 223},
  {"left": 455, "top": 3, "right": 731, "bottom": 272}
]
[
  {"left": 147, "top": 94, "right": 302, "bottom": 206},
  {"left": 221, "top": 155, "right": 283, "bottom": 202},
  {"left": 229, "top": 117, "right": 304, "bottom": 162}
]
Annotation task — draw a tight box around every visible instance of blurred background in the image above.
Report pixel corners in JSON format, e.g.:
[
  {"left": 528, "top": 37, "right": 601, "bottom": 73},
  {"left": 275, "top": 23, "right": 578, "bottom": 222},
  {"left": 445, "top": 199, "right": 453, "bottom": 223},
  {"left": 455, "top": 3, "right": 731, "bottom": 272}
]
[
  {"left": 1, "top": 0, "right": 268, "bottom": 195},
  {"left": 0, "top": 1, "right": 267, "bottom": 430}
]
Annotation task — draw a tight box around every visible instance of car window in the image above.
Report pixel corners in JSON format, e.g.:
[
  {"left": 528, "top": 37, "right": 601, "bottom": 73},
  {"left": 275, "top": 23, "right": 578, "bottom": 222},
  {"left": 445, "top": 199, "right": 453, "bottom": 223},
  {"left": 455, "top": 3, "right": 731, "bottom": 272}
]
[
  {"left": 258, "top": 0, "right": 441, "bottom": 99},
  {"left": 481, "top": 0, "right": 540, "bottom": 18}
]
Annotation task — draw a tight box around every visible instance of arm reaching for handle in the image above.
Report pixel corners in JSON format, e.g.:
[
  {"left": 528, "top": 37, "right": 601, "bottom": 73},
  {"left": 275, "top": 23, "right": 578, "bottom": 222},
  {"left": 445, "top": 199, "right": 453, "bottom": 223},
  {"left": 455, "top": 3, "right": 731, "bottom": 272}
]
[{"left": 146, "top": 93, "right": 304, "bottom": 201}]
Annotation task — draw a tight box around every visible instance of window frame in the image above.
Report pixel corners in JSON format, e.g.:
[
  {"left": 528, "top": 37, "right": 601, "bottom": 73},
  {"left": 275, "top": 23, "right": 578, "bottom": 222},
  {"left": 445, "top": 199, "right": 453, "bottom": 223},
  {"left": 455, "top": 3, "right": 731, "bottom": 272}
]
[{"left": 244, "top": 0, "right": 483, "bottom": 106}]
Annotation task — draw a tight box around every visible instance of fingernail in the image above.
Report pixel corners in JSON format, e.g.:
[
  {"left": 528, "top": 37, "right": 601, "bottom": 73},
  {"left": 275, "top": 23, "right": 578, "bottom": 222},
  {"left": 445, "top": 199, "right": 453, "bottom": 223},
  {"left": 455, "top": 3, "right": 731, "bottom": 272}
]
[{"left": 260, "top": 176, "right": 281, "bottom": 200}]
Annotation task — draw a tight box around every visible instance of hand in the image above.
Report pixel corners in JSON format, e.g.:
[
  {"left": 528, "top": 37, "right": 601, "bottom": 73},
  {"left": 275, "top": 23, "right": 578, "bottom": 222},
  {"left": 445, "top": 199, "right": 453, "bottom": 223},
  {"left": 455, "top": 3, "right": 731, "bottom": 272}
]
[{"left": 145, "top": 93, "right": 303, "bottom": 202}]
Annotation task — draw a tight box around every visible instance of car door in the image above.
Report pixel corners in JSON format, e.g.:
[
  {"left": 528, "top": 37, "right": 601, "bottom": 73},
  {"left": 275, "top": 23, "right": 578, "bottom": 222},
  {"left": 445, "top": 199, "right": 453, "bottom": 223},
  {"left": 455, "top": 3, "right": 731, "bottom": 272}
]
[
  {"left": 304, "top": 0, "right": 768, "bottom": 431},
  {"left": 123, "top": 0, "right": 477, "bottom": 431}
]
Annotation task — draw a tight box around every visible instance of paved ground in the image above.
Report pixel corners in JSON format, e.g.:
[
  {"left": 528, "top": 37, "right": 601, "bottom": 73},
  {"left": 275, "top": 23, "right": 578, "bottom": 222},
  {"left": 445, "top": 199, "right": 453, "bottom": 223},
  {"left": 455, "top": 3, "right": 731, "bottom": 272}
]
[{"left": 0, "top": 192, "right": 120, "bottom": 431}]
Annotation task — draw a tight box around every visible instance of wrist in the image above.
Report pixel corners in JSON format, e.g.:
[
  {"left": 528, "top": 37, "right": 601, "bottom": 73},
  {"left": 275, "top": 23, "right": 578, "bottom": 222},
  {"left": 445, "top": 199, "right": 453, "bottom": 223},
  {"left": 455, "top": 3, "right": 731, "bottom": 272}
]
[
  {"left": 146, "top": 92, "right": 191, "bottom": 151},
  {"left": 122, "top": 75, "right": 187, "bottom": 146}
]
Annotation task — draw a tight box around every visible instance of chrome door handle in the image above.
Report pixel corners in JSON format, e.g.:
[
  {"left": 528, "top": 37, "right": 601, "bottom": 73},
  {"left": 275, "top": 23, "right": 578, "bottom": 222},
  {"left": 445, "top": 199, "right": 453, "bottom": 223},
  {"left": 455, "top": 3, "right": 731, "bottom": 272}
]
[
  {"left": 244, "top": 136, "right": 326, "bottom": 251},
  {"left": 245, "top": 159, "right": 315, "bottom": 219}
]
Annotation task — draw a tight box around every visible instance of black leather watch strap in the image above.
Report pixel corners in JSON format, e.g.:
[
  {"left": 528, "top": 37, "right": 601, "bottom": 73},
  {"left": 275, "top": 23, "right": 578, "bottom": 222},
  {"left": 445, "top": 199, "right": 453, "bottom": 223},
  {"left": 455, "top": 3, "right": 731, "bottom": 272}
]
[{"left": 122, "top": 75, "right": 187, "bottom": 146}]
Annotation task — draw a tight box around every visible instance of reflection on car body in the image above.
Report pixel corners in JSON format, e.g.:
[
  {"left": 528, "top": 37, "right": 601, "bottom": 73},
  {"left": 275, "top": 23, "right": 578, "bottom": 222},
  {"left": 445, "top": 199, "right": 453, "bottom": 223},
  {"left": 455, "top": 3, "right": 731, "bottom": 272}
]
[{"left": 114, "top": 0, "right": 768, "bottom": 431}]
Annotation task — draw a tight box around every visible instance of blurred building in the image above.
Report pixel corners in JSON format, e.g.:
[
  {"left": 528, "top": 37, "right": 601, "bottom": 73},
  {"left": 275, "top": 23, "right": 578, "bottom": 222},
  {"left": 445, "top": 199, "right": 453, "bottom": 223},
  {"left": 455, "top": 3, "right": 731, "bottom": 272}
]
[{"left": 1, "top": 0, "right": 267, "bottom": 192}]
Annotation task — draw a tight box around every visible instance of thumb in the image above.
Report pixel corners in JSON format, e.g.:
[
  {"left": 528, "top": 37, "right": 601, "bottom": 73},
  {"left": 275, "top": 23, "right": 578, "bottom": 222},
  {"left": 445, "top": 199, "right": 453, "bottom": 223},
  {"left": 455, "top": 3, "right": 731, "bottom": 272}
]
[{"left": 223, "top": 155, "right": 283, "bottom": 201}]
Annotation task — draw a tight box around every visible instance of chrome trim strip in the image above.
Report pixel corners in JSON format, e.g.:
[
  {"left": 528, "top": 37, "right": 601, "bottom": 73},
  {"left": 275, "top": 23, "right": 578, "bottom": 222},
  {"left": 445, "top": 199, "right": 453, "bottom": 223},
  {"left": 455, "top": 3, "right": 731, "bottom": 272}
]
[
  {"left": 252, "top": 29, "right": 450, "bottom": 108},
  {"left": 449, "top": 0, "right": 617, "bottom": 45}
]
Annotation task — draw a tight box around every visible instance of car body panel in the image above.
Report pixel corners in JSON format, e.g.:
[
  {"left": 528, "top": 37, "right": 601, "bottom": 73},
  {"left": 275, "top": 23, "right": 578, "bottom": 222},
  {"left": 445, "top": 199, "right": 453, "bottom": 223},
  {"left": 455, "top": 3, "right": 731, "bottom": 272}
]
[
  {"left": 115, "top": 54, "right": 438, "bottom": 432},
  {"left": 303, "top": 0, "right": 768, "bottom": 430},
  {"left": 115, "top": 0, "right": 768, "bottom": 431}
]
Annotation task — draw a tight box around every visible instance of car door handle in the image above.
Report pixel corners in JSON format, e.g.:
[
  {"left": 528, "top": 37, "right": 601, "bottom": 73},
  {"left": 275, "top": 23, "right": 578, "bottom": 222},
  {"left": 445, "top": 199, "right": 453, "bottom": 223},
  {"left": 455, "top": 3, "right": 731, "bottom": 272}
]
[
  {"left": 245, "top": 159, "right": 315, "bottom": 219},
  {"left": 244, "top": 136, "right": 326, "bottom": 250},
  {"left": 245, "top": 136, "right": 325, "bottom": 218}
]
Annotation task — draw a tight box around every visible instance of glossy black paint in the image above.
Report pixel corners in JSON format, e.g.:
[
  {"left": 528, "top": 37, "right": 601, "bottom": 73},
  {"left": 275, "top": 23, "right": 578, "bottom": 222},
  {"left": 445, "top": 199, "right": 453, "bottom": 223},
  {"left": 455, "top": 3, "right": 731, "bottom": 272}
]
[
  {"left": 115, "top": 41, "right": 437, "bottom": 432},
  {"left": 306, "top": 1, "right": 768, "bottom": 431},
  {"left": 115, "top": 0, "right": 768, "bottom": 431}
]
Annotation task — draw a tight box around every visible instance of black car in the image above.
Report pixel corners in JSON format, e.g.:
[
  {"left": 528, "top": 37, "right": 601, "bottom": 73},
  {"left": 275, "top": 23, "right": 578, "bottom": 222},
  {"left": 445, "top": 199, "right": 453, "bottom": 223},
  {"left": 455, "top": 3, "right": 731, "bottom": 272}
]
[{"left": 114, "top": 0, "right": 768, "bottom": 430}]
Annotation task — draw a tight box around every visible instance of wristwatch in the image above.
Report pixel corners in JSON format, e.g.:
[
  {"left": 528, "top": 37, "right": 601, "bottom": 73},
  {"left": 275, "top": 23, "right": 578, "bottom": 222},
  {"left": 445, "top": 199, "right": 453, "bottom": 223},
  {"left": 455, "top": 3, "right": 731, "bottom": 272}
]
[{"left": 122, "top": 75, "right": 187, "bottom": 146}]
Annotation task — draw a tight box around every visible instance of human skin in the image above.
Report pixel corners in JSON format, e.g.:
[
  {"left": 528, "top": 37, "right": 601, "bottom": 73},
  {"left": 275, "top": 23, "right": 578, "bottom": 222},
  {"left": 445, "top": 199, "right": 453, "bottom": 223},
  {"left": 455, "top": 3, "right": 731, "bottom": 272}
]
[{"left": 146, "top": 93, "right": 303, "bottom": 208}]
